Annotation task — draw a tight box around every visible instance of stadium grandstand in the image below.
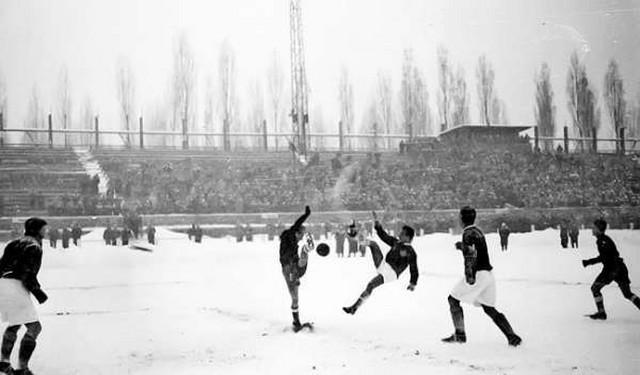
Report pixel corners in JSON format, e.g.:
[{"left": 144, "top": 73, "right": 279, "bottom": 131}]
[{"left": 1, "top": 124, "right": 639, "bottom": 238}]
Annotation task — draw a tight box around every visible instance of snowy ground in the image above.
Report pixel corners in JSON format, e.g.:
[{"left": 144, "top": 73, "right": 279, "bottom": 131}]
[{"left": 1, "top": 227, "right": 639, "bottom": 374}]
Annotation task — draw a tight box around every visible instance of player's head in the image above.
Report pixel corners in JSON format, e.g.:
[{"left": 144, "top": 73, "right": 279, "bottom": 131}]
[
  {"left": 25, "top": 217, "right": 48, "bottom": 239},
  {"left": 399, "top": 225, "right": 415, "bottom": 243},
  {"left": 459, "top": 206, "right": 476, "bottom": 226},
  {"left": 295, "top": 225, "right": 306, "bottom": 241},
  {"left": 592, "top": 218, "right": 607, "bottom": 236}
]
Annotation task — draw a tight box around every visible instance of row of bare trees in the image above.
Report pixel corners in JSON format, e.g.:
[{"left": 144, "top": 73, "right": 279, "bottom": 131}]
[
  {"left": 340, "top": 46, "right": 509, "bottom": 150},
  {"left": 1, "top": 39, "right": 639, "bottom": 150},
  {"left": 535, "top": 50, "right": 636, "bottom": 152}
]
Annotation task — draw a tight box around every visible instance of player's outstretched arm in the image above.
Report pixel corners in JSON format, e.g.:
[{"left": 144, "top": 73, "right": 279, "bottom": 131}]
[
  {"left": 291, "top": 206, "right": 311, "bottom": 231},
  {"left": 582, "top": 257, "right": 601, "bottom": 267},
  {"left": 373, "top": 213, "right": 397, "bottom": 247},
  {"left": 407, "top": 250, "right": 418, "bottom": 291}
]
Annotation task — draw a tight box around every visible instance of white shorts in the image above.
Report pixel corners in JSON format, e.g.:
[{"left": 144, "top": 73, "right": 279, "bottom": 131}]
[
  {"left": 0, "top": 278, "right": 39, "bottom": 325},
  {"left": 377, "top": 262, "right": 398, "bottom": 283},
  {"left": 450, "top": 270, "right": 496, "bottom": 307}
]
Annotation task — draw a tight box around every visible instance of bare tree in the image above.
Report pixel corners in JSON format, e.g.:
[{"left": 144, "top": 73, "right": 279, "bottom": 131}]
[
  {"left": 451, "top": 66, "right": 470, "bottom": 128},
  {"left": 413, "top": 69, "right": 432, "bottom": 136},
  {"left": 338, "top": 66, "right": 354, "bottom": 149},
  {"left": 57, "top": 66, "right": 72, "bottom": 145},
  {"left": 80, "top": 96, "right": 95, "bottom": 146},
  {"left": 25, "top": 86, "right": 45, "bottom": 144},
  {"left": 361, "top": 97, "right": 382, "bottom": 150},
  {"left": 247, "top": 79, "right": 265, "bottom": 149},
  {"left": 376, "top": 71, "right": 393, "bottom": 148},
  {"left": 627, "top": 91, "right": 640, "bottom": 150},
  {"left": 267, "top": 50, "right": 285, "bottom": 150},
  {"left": 400, "top": 49, "right": 432, "bottom": 138},
  {"left": 534, "top": 63, "right": 556, "bottom": 150},
  {"left": 172, "top": 33, "right": 196, "bottom": 147},
  {"left": 0, "top": 71, "right": 6, "bottom": 125},
  {"left": 603, "top": 58, "right": 626, "bottom": 151},
  {"left": 218, "top": 40, "right": 237, "bottom": 151},
  {"left": 476, "top": 55, "right": 497, "bottom": 125},
  {"left": 400, "top": 49, "right": 416, "bottom": 138},
  {"left": 437, "top": 45, "right": 454, "bottom": 130},
  {"left": 203, "top": 75, "right": 215, "bottom": 147},
  {"left": 116, "top": 58, "right": 136, "bottom": 147},
  {"left": 567, "top": 51, "right": 599, "bottom": 152},
  {"left": 311, "top": 104, "right": 326, "bottom": 149}
]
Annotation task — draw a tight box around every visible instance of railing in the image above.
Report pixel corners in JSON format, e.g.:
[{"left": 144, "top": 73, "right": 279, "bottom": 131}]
[{"left": 0, "top": 113, "right": 409, "bottom": 152}]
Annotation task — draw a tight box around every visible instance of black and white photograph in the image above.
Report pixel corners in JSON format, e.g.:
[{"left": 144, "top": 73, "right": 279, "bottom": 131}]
[{"left": 0, "top": 0, "right": 639, "bottom": 373}]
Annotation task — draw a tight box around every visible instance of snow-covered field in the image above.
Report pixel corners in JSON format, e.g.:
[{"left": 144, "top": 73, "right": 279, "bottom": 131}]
[{"left": 2, "top": 227, "right": 639, "bottom": 374}]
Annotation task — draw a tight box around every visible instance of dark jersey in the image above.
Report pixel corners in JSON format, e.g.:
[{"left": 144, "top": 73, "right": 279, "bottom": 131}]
[
  {"left": 461, "top": 225, "right": 492, "bottom": 282},
  {"left": 586, "top": 234, "right": 621, "bottom": 270},
  {"left": 0, "top": 236, "right": 44, "bottom": 295},
  {"left": 498, "top": 227, "right": 510, "bottom": 239},
  {"left": 374, "top": 223, "right": 419, "bottom": 285},
  {"left": 279, "top": 211, "right": 310, "bottom": 267}
]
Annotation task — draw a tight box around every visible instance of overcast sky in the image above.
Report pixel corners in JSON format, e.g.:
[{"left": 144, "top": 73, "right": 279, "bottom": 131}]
[{"left": 0, "top": 0, "right": 638, "bottom": 141}]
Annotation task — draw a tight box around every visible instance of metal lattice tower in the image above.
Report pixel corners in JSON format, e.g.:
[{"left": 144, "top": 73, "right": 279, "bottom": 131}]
[{"left": 289, "top": 0, "right": 309, "bottom": 156}]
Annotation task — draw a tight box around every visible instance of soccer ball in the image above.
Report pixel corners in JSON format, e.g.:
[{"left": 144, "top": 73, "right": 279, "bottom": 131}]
[{"left": 316, "top": 243, "right": 330, "bottom": 257}]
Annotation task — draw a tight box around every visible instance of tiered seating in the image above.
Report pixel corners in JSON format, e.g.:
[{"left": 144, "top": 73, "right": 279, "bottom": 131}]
[{"left": 0, "top": 146, "right": 87, "bottom": 215}]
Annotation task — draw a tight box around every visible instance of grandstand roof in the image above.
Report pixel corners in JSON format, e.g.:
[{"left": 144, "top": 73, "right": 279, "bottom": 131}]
[{"left": 438, "top": 124, "right": 532, "bottom": 140}]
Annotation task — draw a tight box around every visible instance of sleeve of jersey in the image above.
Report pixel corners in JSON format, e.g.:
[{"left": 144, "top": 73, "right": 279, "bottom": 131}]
[
  {"left": 290, "top": 211, "right": 310, "bottom": 232},
  {"left": 20, "top": 244, "right": 43, "bottom": 294},
  {"left": 375, "top": 223, "right": 397, "bottom": 247},
  {"left": 408, "top": 249, "right": 419, "bottom": 285},
  {"left": 462, "top": 232, "right": 477, "bottom": 284}
]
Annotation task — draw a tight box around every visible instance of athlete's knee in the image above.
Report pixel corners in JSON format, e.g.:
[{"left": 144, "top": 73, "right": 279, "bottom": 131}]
[
  {"left": 365, "top": 275, "right": 384, "bottom": 293},
  {"left": 591, "top": 283, "right": 603, "bottom": 296},
  {"left": 4, "top": 325, "right": 20, "bottom": 335},
  {"left": 24, "top": 322, "right": 41, "bottom": 340},
  {"left": 481, "top": 305, "right": 501, "bottom": 319},
  {"left": 448, "top": 295, "right": 461, "bottom": 311},
  {"left": 619, "top": 285, "right": 634, "bottom": 299}
]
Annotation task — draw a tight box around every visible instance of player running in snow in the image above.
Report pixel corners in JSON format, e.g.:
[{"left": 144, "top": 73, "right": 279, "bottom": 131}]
[
  {"left": 0, "top": 218, "right": 49, "bottom": 375},
  {"left": 342, "top": 211, "right": 418, "bottom": 314},
  {"left": 442, "top": 206, "right": 522, "bottom": 346},
  {"left": 582, "top": 218, "right": 640, "bottom": 320},
  {"left": 279, "top": 206, "right": 314, "bottom": 332}
]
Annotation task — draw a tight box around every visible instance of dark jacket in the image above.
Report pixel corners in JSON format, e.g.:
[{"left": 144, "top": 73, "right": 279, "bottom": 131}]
[
  {"left": 279, "top": 211, "right": 310, "bottom": 267},
  {"left": 0, "top": 236, "right": 47, "bottom": 302},
  {"left": 458, "top": 225, "right": 493, "bottom": 284},
  {"left": 374, "top": 222, "right": 419, "bottom": 285},
  {"left": 584, "top": 234, "right": 621, "bottom": 270}
]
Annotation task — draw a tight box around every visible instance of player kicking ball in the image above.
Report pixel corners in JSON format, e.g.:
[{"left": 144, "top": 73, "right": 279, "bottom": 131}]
[
  {"left": 279, "top": 206, "right": 317, "bottom": 332},
  {"left": 342, "top": 211, "right": 418, "bottom": 315},
  {"left": 582, "top": 218, "right": 640, "bottom": 320},
  {"left": 442, "top": 206, "right": 522, "bottom": 346}
]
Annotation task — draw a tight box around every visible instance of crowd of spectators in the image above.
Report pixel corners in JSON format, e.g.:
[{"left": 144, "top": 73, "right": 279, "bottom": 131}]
[
  {"left": 4, "top": 135, "right": 638, "bottom": 217},
  {"left": 92, "top": 135, "right": 639, "bottom": 215}
]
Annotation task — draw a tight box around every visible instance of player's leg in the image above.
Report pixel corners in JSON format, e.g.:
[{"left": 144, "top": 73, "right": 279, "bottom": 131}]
[
  {"left": 589, "top": 274, "right": 610, "bottom": 319},
  {"left": 616, "top": 262, "right": 640, "bottom": 311},
  {"left": 619, "top": 283, "right": 640, "bottom": 310},
  {"left": 481, "top": 305, "right": 522, "bottom": 346},
  {"left": 343, "top": 274, "right": 384, "bottom": 315},
  {"left": 1, "top": 324, "right": 20, "bottom": 371},
  {"left": 442, "top": 296, "right": 466, "bottom": 343},
  {"left": 17, "top": 321, "right": 41, "bottom": 372},
  {"left": 283, "top": 266, "right": 302, "bottom": 328}
]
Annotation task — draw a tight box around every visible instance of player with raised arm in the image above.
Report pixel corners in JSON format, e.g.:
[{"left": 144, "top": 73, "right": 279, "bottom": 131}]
[
  {"left": 442, "top": 206, "right": 522, "bottom": 346},
  {"left": 342, "top": 211, "right": 418, "bottom": 315},
  {"left": 279, "top": 206, "right": 314, "bottom": 332}
]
